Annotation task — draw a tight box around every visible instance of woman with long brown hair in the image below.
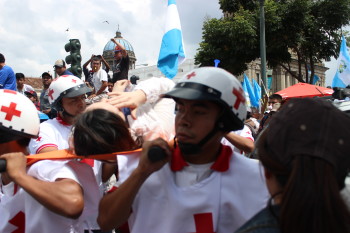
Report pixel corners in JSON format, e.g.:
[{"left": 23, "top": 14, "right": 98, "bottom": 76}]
[{"left": 236, "top": 98, "right": 350, "bottom": 233}]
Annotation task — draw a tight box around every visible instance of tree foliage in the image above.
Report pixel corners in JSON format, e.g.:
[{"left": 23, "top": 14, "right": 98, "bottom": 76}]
[{"left": 195, "top": 0, "right": 350, "bottom": 83}]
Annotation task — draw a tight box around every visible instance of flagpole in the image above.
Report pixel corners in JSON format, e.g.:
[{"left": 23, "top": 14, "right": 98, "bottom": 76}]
[{"left": 259, "top": 0, "right": 267, "bottom": 97}]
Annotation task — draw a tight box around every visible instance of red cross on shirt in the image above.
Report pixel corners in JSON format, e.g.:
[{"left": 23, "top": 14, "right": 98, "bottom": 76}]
[
  {"left": 71, "top": 79, "right": 77, "bottom": 83},
  {"left": 36, "top": 136, "right": 42, "bottom": 142},
  {"left": 9, "top": 211, "right": 25, "bottom": 233},
  {"left": 187, "top": 72, "right": 196, "bottom": 79},
  {"left": 1, "top": 102, "right": 22, "bottom": 121},
  {"left": 232, "top": 87, "right": 245, "bottom": 110},
  {"left": 48, "top": 89, "right": 54, "bottom": 100},
  {"left": 192, "top": 213, "right": 216, "bottom": 233}
]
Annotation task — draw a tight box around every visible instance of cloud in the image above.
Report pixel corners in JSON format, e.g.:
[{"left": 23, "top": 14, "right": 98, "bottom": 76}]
[
  {"left": 0, "top": 0, "right": 336, "bottom": 84},
  {"left": 0, "top": 0, "right": 222, "bottom": 78}
]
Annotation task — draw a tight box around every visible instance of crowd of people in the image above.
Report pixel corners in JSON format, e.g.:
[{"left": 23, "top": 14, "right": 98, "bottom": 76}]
[{"left": 1, "top": 47, "right": 350, "bottom": 233}]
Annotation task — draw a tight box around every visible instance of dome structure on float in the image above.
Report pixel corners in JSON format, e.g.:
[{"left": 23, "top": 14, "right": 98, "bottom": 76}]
[{"left": 103, "top": 29, "right": 136, "bottom": 71}]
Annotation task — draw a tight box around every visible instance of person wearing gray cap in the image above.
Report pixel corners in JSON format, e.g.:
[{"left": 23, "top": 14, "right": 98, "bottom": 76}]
[
  {"left": 39, "top": 72, "right": 56, "bottom": 119},
  {"left": 235, "top": 98, "right": 350, "bottom": 233},
  {"left": 53, "top": 59, "right": 73, "bottom": 76}
]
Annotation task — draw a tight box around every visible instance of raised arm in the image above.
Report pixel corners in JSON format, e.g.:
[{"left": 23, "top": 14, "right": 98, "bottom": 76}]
[
  {"left": 101, "top": 55, "right": 111, "bottom": 72},
  {"left": 83, "top": 55, "right": 94, "bottom": 68},
  {"left": 111, "top": 38, "right": 127, "bottom": 57}
]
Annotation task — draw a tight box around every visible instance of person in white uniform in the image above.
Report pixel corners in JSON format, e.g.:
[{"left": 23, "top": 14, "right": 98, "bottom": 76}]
[
  {"left": 0, "top": 89, "right": 94, "bottom": 233},
  {"left": 98, "top": 67, "right": 269, "bottom": 233}
]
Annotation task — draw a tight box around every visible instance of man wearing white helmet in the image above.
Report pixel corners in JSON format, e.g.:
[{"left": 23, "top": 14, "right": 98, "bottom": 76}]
[
  {"left": 98, "top": 67, "right": 269, "bottom": 232},
  {"left": 26, "top": 75, "right": 114, "bottom": 231},
  {"left": 28, "top": 75, "right": 91, "bottom": 154},
  {"left": 0, "top": 90, "right": 90, "bottom": 232}
]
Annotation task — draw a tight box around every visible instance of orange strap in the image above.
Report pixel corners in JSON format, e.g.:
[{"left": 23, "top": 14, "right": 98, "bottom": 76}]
[{"left": 26, "top": 148, "right": 142, "bottom": 166}]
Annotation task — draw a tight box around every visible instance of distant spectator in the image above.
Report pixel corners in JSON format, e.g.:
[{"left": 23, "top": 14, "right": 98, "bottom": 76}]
[
  {"left": 0, "top": 53, "right": 16, "bottom": 90},
  {"left": 53, "top": 59, "right": 73, "bottom": 76},
  {"left": 83, "top": 55, "right": 110, "bottom": 92},
  {"left": 111, "top": 38, "right": 130, "bottom": 83},
  {"left": 40, "top": 72, "right": 56, "bottom": 119},
  {"left": 24, "top": 90, "right": 40, "bottom": 110},
  {"left": 16, "top": 72, "right": 34, "bottom": 94},
  {"left": 84, "top": 56, "right": 108, "bottom": 99},
  {"left": 107, "top": 77, "right": 114, "bottom": 92},
  {"left": 258, "top": 94, "right": 283, "bottom": 135}
]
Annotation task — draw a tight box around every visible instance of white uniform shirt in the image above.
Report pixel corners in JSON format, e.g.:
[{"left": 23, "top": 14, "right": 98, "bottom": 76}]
[
  {"left": 92, "top": 69, "right": 108, "bottom": 93},
  {"left": 0, "top": 160, "right": 101, "bottom": 233},
  {"left": 28, "top": 116, "right": 72, "bottom": 154},
  {"left": 127, "top": 145, "right": 269, "bottom": 233}
]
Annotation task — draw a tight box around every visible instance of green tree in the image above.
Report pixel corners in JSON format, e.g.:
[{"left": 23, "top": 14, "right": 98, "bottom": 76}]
[{"left": 195, "top": 0, "right": 350, "bottom": 84}]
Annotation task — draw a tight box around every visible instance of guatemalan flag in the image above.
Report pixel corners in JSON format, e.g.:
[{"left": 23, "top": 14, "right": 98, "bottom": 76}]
[
  {"left": 332, "top": 36, "right": 350, "bottom": 88},
  {"left": 157, "top": 0, "right": 186, "bottom": 79}
]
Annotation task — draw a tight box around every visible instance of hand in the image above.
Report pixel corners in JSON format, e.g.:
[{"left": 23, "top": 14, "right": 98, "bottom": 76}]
[
  {"left": 107, "top": 90, "right": 146, "bottom": 109},
  {"left": 0, "top": 152, "right": 27, "bottom": 182},
  {"left": 88, "top": 94, "right": 97, "bottom": 99},
  {"left": 137, "top": 138, "right": 171, "bottom": 177},
  {"left": 42, "top": 109, "right": 51, "bottom": 114},
  {"left": 112, "top": 80, "right": 130, "bottom": 92}
]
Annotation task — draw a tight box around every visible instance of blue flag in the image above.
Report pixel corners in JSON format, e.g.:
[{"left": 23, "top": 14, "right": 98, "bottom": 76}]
[
  {"left": 244, "top": 74, "right": 259, "bottom": 108},
  {"left": 252, "top": 79, "right": 261, "bottom": 106},
  {"left": 267, "top": 76, "right": 272, "bottom": 90},
  {"left": 312, "top": 75, "right": 320, "bottom": 85},
  {"left": 157, "top": 0, "right": 186, "bottom": 79},
  {"left": 332, "top": 36, "right": 350, "bottom": 87}
]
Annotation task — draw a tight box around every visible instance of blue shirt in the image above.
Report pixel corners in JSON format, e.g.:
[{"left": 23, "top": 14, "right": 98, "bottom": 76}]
[
  {"left": 62, "top": 69, "right": 74, "bottom": 76},
  {"left": 0, "top": 65, "right": 16, "bottom": 90}
]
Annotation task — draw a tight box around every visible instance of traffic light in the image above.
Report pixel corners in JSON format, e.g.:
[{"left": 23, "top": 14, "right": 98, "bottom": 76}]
[{"left": 64, "top": 39, "right": 82, "bottom": 78}]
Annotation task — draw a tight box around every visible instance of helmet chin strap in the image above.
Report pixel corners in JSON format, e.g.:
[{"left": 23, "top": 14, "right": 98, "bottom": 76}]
[
  {"left": 176, "top": 123, "right": 222, "bottom": 155},
  {"left": 176, "top": 112, "right": 226, "bottom": 155},
  {"left": 61, "top": 108, "right": 76, "bottom": 119}
]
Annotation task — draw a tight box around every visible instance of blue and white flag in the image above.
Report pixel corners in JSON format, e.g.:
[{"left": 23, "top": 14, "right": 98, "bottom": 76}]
[
  {"left": 242, "top": 80, "right": 252, "bottom": 109},
  {"left": 244, "top": 74, "right": 259, "bottom": 108},
  {"left": 157, "top": 0, "right": 186, "bottom": 79},
  {"left": 332, "top": 36, "right": 350, "bottom": 88}
]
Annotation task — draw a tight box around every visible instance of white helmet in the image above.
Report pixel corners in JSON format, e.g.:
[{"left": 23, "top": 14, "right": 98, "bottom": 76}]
[
  {"left": 0, "top": 89, "right": 39, "bottom": 143},
  {"left": 48, "top": 75, "right": 91, "bottom": 111},
  {"left": 163, "top": 67, "right": 247, "bottom": 131}
]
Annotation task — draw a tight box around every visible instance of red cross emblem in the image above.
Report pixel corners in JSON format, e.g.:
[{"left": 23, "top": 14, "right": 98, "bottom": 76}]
[
  {"left": 4, "top": 89, "right": 17, "bottom": 94},
  {"left": 71, "top": 79, "right": 77, "bottom": 83},
  {"left": 9, "top": 211, "right": 25, "bottom": 233},
  {"left": 232, "top": 87, "right": 246, "bottom": 110},
  {"left": 36, "top": 136, "right": 42, "bottom": 142},
  {"left": 187, "top": 72, "right": 196, "bottom": 79},
  {"left": 48, "top": 89, "right": 54, "bottom": 100},
  {"left": 1, "top": 102, "right": 22, "bottom": 121},
  {"left": 192, "top": 213, "right": 216, "bottom": 233}
]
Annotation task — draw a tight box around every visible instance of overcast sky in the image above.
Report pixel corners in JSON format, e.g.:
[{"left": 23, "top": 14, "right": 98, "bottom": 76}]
[{"left": 0, "top": 0, "right": 337, "bottom": 85}]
